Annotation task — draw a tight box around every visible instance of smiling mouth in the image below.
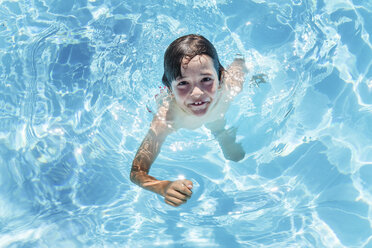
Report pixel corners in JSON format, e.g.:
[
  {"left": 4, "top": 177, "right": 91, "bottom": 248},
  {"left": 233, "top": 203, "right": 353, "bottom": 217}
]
[
  {"left": 187, "top": 101, "right": 210, "bottom": 115},
  {"left": 190, "top": 101, "right": 207, "bottom": 106}
]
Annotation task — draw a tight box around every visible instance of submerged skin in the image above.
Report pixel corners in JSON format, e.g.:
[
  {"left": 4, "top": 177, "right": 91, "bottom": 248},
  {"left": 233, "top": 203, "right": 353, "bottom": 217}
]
[{"left": 130, "top": 55, "right": 247, "bottom": 207}]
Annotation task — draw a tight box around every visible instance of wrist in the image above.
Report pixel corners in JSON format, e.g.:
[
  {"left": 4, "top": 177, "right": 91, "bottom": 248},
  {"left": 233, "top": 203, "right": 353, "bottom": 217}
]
[{"left": 159, "top": 180, "right": 172, "bottom": 197}]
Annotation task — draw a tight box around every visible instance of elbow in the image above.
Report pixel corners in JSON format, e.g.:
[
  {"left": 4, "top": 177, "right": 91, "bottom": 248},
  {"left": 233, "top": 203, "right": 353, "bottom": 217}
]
[
  {"left": 130, "top": 164, "right": 138, "bottom": 184},
  {"left": 130, "top": 161, "right": 141, "bottom": 184},
  {"left": 130, "top": 170, "right": 137, "bottom": 184},
  {"left": 130, "top": 165, "right": 147, "bottom": 185}
]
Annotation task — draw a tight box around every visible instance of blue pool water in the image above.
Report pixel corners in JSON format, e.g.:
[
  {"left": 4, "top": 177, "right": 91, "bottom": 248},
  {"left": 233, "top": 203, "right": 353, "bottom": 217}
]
[{"left": 1, "top": 0, "right": 372, "bottom": 247}]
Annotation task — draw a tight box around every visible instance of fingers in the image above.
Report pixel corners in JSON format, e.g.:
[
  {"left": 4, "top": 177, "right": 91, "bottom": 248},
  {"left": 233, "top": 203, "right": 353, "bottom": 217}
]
[
  {"left": 164, "top": 196, "right": 187, "bottom": 207},
  {"left": 183, "top": 179, "right": 193, "bottom": 189},
  {"left": 164, "top": 193, "right": 187, "bottom": 207},
  {"left": 175, "top": 180, "right": 193, "bottom": 197},
  {"left": 167, "top": 188, "right": 191, "bottom": 200},
  {"left": 164, "top": 179, "right": 194, "bottom": 207}
]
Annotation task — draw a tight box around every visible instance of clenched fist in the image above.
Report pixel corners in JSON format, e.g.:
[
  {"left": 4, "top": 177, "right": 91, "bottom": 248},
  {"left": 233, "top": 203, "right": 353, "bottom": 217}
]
[{"left": 163, "top": 179, "right": 193, "bottom": 207}]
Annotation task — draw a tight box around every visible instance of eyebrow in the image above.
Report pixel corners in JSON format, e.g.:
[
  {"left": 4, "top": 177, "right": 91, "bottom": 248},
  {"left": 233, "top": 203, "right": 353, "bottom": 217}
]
[{"left": 176, "top": 72, "right": 213, "bottom": 81}]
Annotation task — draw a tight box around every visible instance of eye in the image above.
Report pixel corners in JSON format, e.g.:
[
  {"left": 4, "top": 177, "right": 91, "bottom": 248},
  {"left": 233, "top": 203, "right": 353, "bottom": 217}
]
[
  {"left": 201, "top": 77, "right": 213, "bottom": 83},
  {"left": 176, "top": 81, "right": 189, "bottom": 89}
]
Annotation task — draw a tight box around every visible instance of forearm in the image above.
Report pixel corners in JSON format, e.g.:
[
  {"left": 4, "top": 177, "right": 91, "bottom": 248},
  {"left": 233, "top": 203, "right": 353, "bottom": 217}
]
[
  {"left": 205, "top": 118, "right": 226, "bottom": 136},
  {"left": 207, "top": 119, "right": 233, "bottom": 143},
  {"left": 206, "top": 118, "right": 245, "bottom": 162},
  {"left": 130, "top": 128, "right": 170, "bottom": 196},
  {"left": 130, "top": 169, "right": 170, "bottom": 196}
]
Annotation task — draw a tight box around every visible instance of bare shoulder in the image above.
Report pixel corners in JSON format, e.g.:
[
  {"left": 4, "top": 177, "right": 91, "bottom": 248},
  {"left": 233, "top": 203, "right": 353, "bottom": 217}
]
[{"left": 222, "top": 58, "right": 248, "bottom": 95}]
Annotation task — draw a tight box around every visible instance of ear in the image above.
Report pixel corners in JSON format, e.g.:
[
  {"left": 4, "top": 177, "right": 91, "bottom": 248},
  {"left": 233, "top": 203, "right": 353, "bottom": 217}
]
[
  {"left": 167, "top": 86, "right": 173, "bottom": 94},
  {"left": 167, "top": 86, "right": 174, "bottom": 97}
]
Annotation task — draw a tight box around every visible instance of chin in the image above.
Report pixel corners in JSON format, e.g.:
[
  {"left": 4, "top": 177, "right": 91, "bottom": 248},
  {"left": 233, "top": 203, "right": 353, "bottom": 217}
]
[{"left": 191, "top": 110, "right": 208, "bottom": 116}]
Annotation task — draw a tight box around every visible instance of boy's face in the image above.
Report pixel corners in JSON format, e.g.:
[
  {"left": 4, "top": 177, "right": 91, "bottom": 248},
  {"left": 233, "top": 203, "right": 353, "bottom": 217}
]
[{"left": 171, "top": 55, "right": 220, "bottom": 116}]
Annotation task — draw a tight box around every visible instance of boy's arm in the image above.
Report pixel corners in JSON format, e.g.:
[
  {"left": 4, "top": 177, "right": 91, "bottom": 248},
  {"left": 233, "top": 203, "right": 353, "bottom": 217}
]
[
  {"left": 223, "top": 57, "right": 248, "bottom": 95},
  {"left": 205, "top": 118, "right": 245, "bottom": 162},
  {"left": 130, "top": 106, "right": 193, "bottom": 207},
  {"left": 130, "top": 125, "right": 170, "bottom": 196},
  {"left": 207, "top": 57, "right": 247, "bottom": 162}
]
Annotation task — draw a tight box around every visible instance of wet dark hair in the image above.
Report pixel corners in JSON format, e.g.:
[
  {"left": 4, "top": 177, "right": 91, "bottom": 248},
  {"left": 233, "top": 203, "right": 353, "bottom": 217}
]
[{"left": 162, "top": 34, "right": 224, "bottom": 90}]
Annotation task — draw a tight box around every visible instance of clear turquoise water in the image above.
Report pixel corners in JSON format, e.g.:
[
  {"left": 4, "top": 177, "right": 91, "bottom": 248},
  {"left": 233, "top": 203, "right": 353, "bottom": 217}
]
[{"left": 1, "top": 0, "right": 372, "bottom": 247}]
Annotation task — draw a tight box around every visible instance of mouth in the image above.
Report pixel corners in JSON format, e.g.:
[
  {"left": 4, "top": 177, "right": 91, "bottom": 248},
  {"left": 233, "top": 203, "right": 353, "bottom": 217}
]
[
  {"left": 187, "top": 100, "right": 210, "bottom": 115},
  {"left": 190, "top": 101, "right": 206, "bottom": 106}
]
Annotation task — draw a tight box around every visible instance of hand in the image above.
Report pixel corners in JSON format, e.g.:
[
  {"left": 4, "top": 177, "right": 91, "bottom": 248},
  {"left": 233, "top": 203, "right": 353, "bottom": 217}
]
[
  {"left": 224, "top": 58, "right": 248, "bottom": 95},
  {"left": 216, "top": 128, "right": 245, "bottom": 162},
  {"left": 163, "top": 179, "right": 193, "bottom": 207},
  {"left": 231, "top": 57, "right": 248, "bottom": 73},
  {"left": 221, "top": 141, "right": 245, "bottom": 162}
]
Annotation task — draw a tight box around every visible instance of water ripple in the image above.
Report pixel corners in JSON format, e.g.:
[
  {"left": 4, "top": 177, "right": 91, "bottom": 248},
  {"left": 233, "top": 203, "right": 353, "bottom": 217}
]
[{"left": 1, "top": 0, "right": 372, "bottom": 247}]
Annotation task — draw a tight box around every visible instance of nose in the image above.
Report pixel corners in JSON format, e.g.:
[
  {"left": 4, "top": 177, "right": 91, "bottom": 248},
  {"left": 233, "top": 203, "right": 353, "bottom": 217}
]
[{"left": 190, "top": 86, "right": 203, "bottom": 97}]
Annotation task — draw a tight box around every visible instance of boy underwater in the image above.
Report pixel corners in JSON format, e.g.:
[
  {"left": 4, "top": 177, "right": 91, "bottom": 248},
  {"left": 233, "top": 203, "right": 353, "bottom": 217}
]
[{"left": 130, "top": 34, "right": 247, "bottom": 207}]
